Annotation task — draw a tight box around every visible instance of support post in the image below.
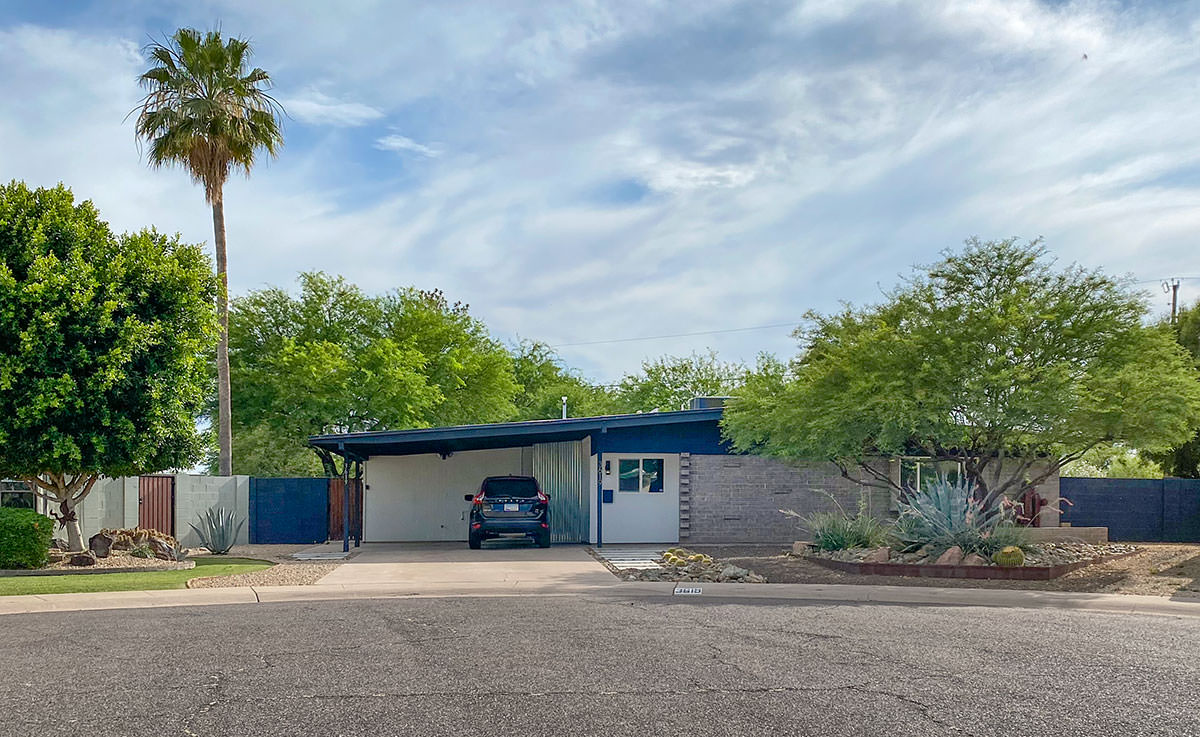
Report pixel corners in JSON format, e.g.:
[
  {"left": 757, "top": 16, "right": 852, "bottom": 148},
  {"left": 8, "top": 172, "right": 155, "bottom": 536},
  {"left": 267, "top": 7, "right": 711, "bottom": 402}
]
[
  {"left": 341, "top": 442, "right": 350, "bottom": 553},
  {"left": 354, "top": 459, "right": 362, "bottom": 548}
]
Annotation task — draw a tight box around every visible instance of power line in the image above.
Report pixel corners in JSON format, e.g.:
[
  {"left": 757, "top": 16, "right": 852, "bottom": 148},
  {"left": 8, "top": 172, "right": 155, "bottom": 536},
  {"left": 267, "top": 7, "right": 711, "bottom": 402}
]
[{"left": 551, "top": 322, "right": 798, "bottom": 348}]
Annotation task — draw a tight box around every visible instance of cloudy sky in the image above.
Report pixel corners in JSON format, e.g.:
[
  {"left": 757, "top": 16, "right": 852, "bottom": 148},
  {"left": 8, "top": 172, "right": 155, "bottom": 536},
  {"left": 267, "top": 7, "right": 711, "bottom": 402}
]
[{"left": 1, "top": 0, "right": 1198, "bottom": 382}]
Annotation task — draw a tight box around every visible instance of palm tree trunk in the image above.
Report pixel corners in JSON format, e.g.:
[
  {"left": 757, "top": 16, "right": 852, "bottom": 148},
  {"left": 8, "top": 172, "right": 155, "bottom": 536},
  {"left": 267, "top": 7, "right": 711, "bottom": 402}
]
[{"left": 212, "top": 193, "right": 233, "bottom": 476}]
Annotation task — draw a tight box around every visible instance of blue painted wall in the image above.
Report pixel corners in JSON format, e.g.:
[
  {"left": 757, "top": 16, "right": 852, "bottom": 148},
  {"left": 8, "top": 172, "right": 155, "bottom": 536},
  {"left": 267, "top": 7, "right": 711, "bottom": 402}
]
[
  {"left": 249, "top": 477, "right": 329, "bottom": 544},
  {"left": 589, "top": 419, "right": 730, "bottom": 455},
  {"left": 1060, "top": 477, "right": 1200, "bottom": 542}
]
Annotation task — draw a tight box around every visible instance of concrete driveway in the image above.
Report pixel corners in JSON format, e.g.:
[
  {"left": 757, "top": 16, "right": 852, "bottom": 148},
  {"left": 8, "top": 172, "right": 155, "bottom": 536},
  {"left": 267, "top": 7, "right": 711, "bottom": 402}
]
[{"left": 311, "top": 542, "right": 618, "bottom": 593}]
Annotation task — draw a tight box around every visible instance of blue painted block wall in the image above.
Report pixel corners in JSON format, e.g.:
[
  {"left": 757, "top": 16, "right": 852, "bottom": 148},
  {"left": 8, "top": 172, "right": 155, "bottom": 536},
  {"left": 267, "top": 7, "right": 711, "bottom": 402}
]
[
  {"left": 1060, "top": 477, "right": 1200, "bottom": 542},
  {"left": 249, "top": 477, "right": 329, "bottom": 544}
]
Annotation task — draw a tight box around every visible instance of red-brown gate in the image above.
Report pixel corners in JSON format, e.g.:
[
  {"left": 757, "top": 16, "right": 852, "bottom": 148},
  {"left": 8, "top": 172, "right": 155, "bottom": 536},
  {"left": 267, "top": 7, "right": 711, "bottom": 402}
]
[
  {"left": 328, "top": 478, "right": 363, "bottom": 541},
  {"left": 138, "top": 475, "right": 175, "bottom": 536}
]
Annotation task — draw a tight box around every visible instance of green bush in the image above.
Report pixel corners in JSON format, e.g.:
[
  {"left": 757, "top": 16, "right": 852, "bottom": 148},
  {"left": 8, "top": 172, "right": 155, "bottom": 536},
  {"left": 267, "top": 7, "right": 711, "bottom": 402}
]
[
  {"left": 790, "top": 495, "right": 890, "bottom": 551},
  {"left": 0, "top": 508, "right": 55, "bottom": 569}
]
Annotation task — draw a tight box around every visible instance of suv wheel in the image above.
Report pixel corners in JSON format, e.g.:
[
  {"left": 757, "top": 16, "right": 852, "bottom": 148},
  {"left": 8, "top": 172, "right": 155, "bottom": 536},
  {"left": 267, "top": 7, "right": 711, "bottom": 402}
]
[
  {"left": 536, "top": 531, "right": 551, "bottom": 548},
  {"left": 469, "top": 532, "right": 482, "bottom": 550}
]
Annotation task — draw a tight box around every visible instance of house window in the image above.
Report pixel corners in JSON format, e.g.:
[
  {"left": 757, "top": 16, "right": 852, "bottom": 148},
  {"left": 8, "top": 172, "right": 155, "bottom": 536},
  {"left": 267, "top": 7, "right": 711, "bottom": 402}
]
[
  {"left": 898, "top": 458, "right": 963, "bottom": 492},
  {"left": 617, "top": 458, "right": 665, "bottom": 493},
  {"left": 1, "top": 480, "right": 34, "bottom": 509}
]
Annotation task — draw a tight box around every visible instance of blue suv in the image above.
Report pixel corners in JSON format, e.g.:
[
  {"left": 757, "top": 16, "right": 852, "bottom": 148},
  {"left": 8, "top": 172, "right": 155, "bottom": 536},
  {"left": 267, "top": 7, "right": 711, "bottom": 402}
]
[{"left": 464, "top": 475, "right": 551, "bottom": 549}]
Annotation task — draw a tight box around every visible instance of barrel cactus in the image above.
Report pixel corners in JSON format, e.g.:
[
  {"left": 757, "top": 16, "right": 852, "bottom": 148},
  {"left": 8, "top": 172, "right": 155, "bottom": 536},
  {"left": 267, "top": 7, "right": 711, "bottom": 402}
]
[{"left": 992, "top": 545, "right": 1026, "bottom": 567}]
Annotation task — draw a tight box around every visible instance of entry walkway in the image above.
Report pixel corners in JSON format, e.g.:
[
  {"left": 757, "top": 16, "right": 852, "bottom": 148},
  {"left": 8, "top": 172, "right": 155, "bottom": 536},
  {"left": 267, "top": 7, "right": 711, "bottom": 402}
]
[{"left": 307, "top": 541, "right": 618, "bottom": 592}]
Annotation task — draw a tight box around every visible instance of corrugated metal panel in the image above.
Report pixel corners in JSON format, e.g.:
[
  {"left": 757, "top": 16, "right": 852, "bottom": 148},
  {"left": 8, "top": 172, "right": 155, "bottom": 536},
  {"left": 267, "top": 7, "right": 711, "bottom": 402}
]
[
  {"left": 138, "top": 475, "right": 175, "bottom": 536},
  {"left": 532, "top": 441, "right": 589, "bottom": 543}
]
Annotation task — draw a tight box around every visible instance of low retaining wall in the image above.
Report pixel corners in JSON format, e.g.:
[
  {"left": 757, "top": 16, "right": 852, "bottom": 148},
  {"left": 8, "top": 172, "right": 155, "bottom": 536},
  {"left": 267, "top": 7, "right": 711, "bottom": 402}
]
[
  {"left": 805, "top": 551, "right": 1137, "bottom": 581},
  {"left": 1025, "top": 526, "right": 1108, "bottom": 544}
]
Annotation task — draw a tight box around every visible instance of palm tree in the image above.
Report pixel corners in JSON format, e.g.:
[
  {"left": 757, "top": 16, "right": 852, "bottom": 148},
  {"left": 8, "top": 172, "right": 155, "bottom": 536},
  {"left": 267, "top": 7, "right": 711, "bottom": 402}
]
[{"left": 134, "top": 28, "right": 284, "bottom": 475}]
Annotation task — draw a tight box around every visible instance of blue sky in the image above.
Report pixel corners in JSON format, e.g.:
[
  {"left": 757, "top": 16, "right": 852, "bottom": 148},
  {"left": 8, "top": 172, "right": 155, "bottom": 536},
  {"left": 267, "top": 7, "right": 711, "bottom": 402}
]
[{"left": 2, "top": 0, "right": 1199, "bottom": 382}]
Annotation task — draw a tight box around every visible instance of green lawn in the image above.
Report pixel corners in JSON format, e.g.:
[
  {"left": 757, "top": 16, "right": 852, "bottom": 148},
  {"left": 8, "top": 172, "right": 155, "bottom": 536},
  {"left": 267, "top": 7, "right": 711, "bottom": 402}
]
[{"left": 0, "top": 557, "right": 273, "bottom": 596}]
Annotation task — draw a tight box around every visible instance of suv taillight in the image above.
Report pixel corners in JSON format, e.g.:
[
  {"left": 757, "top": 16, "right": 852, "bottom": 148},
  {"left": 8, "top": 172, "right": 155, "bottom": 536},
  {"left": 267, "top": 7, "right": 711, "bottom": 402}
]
[
  {"left": 537, "top": 491, "right": 549, "bottom": 505},
  {"left": 472, "top": 491, "right": 485, "bottom": 506}
]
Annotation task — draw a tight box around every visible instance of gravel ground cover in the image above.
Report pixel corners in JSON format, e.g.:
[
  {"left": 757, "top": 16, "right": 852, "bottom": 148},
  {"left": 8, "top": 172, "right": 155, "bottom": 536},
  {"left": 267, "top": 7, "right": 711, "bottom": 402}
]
[
  {"left": 812, "top": 542, "right": 1139, "bottom": 567},
  {"left": 42, "top": 552, "right": 183, "bottom": 572},
  {"left": 690, "top": 542, "right": 1200, "bottom": 598},
  {"left": 186, "top": 544, "right": 344, "bottom": 588}
]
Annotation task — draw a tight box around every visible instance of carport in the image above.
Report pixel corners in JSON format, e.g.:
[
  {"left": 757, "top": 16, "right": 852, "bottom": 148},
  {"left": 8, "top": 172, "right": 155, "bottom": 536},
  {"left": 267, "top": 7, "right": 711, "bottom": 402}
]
[{"left": 309, "top": 409, "right": 726, "bottom": 547}]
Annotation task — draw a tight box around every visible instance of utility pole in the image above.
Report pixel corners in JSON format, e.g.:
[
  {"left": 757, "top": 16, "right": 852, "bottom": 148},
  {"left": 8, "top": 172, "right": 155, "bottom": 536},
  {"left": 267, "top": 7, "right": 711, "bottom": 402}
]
[{"left": 1163, "top": 278, "right": 1181, "bottom": 323}]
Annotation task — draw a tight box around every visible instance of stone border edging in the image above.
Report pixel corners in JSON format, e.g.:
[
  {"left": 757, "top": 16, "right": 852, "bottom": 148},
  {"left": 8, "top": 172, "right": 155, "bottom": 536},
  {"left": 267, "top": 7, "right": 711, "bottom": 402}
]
[
  {"left": 0, "top": 560, "right": 196, "bottom": 578},
  {"left": 804, "top": 551, "right": 1139, "bottom": 580}
]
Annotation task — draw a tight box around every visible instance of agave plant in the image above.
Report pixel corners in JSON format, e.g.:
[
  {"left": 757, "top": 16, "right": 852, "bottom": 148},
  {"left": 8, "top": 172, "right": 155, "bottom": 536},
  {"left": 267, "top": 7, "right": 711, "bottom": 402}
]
[
  {"left": 189, "top": 506, "right": 244, "bottom": 555},
  {"left": 894, "top": 474, "right": 1027, "bottom": 555}
]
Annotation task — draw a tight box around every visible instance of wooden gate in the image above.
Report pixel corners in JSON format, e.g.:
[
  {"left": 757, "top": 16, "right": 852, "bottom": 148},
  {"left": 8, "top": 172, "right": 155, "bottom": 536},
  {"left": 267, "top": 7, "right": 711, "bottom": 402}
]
[
  {"left": 328, "top": 478, "right": 363, "bottom": 541},
  {"left": 138, "top": 475, "right": 175, "bottom": 536}
]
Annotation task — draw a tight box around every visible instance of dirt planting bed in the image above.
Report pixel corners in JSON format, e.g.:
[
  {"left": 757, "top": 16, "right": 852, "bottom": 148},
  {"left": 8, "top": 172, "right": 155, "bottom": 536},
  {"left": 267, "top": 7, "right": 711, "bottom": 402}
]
[{"left": 689, "top": 543, "right": 1200, "bottom": 598}]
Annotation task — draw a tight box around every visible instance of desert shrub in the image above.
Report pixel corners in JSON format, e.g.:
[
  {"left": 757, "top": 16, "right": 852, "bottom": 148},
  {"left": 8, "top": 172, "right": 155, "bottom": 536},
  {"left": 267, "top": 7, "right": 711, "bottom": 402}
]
[
  {"left": 189, "top": 506, "right": 244, "bottom": 555},
  {"left": 129, "top": 543, "right": 155, "bottom": 559},
  {"left": 0, "top": 508, "right": 55, "bottom": 569},
  {"left": 788, "top": 495, "right": 889, "bottom": 551},
  {"left": 895, "top": 475, "right": 1031, "bottom": 556}
]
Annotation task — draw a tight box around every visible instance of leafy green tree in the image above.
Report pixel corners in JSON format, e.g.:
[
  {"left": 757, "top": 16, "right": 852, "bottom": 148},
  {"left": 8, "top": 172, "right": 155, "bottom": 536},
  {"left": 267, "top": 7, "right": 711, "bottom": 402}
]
[
  {"left": 1063, "top": 444, "right": 1163, "bottom": 479},
  {"left": 1146, "top": 300, "right": 1200, "bottom": 477},
  {"left": 0, "top": 182, "right": 216, "bottom": 550},
  {"left": 510, "top": 340, "right": 621, "bottom": 420},
  {"left": 225, "top": 273, "right": 518, "bottom": 476},
  {"left": 723, "top": 238, "right": 1200, "bottom": 510},
  {"left": 616, "top": 349, "right": 743, "bottom": 413},
  {"left": 134, "top": 28, "right": 284, "bottom": 476}
]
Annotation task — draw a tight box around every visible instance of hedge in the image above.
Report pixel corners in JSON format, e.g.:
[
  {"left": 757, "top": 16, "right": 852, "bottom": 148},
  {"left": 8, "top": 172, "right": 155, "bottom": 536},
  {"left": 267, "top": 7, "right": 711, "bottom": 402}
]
[{"left": 0, "top": 507, "right": 55, "bottom": 569}]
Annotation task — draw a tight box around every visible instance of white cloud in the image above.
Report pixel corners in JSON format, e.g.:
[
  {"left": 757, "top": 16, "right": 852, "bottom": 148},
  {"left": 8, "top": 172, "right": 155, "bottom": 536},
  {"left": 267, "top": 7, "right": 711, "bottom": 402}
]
[
  {"left": 3, "top": 1, "right": 1200, "bottom": 383},
  {"left": 280, "top": 89, "right": 383, "bottom": 127},
  {"left": 374, "top": 133, "right": 440, "bottom": 157}
]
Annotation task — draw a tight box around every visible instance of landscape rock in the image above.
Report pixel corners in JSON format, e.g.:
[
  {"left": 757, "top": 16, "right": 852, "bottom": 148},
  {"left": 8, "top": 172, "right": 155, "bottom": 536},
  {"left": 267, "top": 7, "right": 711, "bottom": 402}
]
[
  {"left": 148, "top": 537, "right": 177, "bottom": 561},
  {"left": 962, "top": 553, "right": 989, "bottom": 566},
  {"left": 47, "top": 550, "right": 65, "bottom": 563},
  {"left": 50, "top": 538, "right": 68, "bottom": 551},
  {"left": 864, "top": 547, "right": 891, "bottom": 563},
  {"left": 88, "top": 532, "right": 114, "bottom": 558},
  {"left": 720, "top": 564, "right": 750, "bottom": 580},
  {"left": 935, "top": 546, "right": 964, "bottom": 566},
  {"left": 68, "top": 551, "right": 97, "bottom": 567}
]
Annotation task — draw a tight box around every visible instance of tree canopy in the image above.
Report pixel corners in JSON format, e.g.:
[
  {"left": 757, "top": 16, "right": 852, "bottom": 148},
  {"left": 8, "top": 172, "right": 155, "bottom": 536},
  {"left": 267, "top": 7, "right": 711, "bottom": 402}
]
[
  {"left": 225, "top": 273, "right": 518, "bottom": 476},
  {"left": 1146, "top": 299, "right": 1200, "bottom": 477},
  {"left": 723, "top": 238, "right": 1200, "bottom": 508},
  {"left": 0, "top": 181, "right": 216, "bottom": 549},
  {"left": 509, "top": 340, "right": 621, "bottom": 420},
  {"left": 615, "top": 350, "right": 743, "bottom": 412}
]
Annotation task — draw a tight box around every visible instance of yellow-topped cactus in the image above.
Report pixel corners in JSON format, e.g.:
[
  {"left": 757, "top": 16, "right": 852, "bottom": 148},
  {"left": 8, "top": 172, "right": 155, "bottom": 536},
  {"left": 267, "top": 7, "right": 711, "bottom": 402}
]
[{"left": 991, "top": 545, "right": 1025, "bottom": 567}]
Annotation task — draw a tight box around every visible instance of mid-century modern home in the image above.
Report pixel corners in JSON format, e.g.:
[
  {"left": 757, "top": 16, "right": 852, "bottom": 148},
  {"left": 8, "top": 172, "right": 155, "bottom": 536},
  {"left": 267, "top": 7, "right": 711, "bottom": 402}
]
[{"left": 309, "top": 399, "right": 1060, "bottom": 545}]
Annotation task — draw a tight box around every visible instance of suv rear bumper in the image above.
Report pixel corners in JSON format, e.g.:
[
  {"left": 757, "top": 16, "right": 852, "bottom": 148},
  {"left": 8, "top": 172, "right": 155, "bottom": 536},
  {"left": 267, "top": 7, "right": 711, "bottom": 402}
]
[{"left": 476, "top": 518, "right": 547, "bottom": 536}]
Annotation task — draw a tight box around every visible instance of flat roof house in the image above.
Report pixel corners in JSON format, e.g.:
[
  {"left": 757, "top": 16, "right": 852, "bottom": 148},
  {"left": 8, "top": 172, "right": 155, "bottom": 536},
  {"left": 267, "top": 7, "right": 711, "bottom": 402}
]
[{"left": 309, "top": 404, "right": 906, "bottom": 546}]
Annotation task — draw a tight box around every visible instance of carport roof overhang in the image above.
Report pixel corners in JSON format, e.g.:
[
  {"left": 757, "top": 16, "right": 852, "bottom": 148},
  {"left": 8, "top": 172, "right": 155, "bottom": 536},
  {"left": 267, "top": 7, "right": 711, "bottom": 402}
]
[{"left": 308, "top": 408, "right": 725, "bottom": 459}]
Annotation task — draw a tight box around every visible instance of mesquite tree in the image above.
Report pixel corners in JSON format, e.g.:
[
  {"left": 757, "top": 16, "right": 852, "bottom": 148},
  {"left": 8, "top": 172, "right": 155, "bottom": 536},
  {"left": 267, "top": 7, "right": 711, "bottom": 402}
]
[
  {"left": 723, "top": 238, "right": 1200, "bottom": 511},
  {"left": 0, "top": 182, "right": 216, "bottom": 551}
]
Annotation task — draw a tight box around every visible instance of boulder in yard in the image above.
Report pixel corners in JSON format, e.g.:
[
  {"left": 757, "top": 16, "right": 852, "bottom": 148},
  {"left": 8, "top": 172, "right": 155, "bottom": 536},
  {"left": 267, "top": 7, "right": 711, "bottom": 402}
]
[
  {"left": 68, "top": 551, "right": 97, "bottom": 567},
  {"left": 962, "top": 553, "right": 989, "bottom": 566},
  {"left": 147, "top": 536, "right": 177, "bottom": 561},
  {"left": 88, "top": 532, "right": 114, "bottom": 558},
  {"left": 864, "top": 547, "right": 891, "bottom": 563},
  {"left": 935, "top": 546, "right": 964, "bottom": 566}
]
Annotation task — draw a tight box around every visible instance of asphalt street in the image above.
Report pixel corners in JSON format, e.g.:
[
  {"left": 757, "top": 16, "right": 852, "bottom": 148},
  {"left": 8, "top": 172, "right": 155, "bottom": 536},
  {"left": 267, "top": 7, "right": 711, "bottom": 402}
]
[{"left": 2, "top": 595, "right": 1197, "bottom": 736}]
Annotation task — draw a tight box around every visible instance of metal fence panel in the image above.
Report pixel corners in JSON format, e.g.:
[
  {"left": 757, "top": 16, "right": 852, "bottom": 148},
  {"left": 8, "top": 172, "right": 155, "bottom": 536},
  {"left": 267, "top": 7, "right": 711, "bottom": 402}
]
[
  {"left": 532, "top": 441, "right": 589, "bottom": 543},
  {"left": 138, "top": 475, "right": 175, "bottom": 536}
]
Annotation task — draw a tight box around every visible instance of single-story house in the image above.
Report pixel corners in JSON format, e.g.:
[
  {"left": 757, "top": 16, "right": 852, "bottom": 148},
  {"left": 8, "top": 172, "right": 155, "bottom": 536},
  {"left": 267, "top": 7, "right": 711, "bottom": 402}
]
[{"left": 309, "top": 401, "right": 1061, "bottom": 545}]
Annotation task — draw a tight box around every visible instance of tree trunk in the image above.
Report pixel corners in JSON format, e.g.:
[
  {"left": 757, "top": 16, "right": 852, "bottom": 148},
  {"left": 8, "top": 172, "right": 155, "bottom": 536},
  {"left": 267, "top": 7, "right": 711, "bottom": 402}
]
[
  {"left": 64, "top": 514, "right": 84, "bottom": 553},
  {"left": 212, "top": 194, "right": 233, "bottom": 476}
]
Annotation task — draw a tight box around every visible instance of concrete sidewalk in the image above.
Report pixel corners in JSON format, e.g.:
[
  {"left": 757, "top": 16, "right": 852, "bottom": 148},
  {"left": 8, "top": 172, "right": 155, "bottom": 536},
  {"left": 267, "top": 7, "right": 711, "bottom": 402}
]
[{"left": 2, "top": 578, "right": 1199, "bottom": 618}]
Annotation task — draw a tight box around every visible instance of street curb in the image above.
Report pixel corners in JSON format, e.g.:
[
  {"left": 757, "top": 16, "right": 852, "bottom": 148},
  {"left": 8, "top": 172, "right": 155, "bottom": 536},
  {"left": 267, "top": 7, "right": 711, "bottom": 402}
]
[{"left": 1, "top": 580, "right": 1198, "bottom": 618}]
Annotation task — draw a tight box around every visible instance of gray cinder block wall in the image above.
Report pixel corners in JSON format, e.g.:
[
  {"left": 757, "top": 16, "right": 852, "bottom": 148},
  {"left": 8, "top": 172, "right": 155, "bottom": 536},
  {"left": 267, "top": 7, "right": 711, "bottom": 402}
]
[
  {"left": 681, "top": 455, "right": 892, "bottom": 544},
  {"left": 681, "top": 455, "right": 1061, "bottom": 544}
]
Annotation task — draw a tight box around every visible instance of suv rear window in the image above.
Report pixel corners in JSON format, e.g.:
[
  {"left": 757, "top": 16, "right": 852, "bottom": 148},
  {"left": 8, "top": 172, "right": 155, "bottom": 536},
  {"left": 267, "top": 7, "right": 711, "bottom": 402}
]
[{"left": 482, "top": 477, "right": 539, "bottom": 498}]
